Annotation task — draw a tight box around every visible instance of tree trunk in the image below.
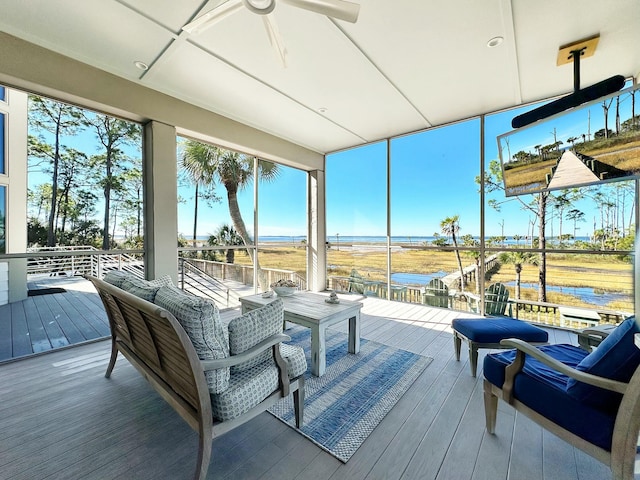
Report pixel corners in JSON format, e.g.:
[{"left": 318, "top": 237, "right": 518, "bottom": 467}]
[
  {"left": 603, "top": 102, "right": 610, "bottom": 139},
  {"left": 137, "top": 186, "right": 142, "bottom": 238},
  {"left": 538, "top": 193, "right": 547, "bottom": 302},
  {"left": 452, "top": 233, "right": 465, "bottom": 292},
  {"left": 225, "top": 184, "right": 267, "bottom": 289},
  {"left": 102, "top": 145, "right": 113, "bottom": 250},
  {"left": 616, "top": 96, "right": 621, "bottom": 135},
  {"left": 47, "top": 116, "right": 62, "bottom": 247},
  {"left": 192, "top": 182, "right": 199, "bottom": 247}
]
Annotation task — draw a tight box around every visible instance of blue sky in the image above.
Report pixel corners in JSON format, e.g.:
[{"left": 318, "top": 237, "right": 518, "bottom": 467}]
[
  {"left": 27, "top": 85, "right": 639, "bottom": 241},
  {"left": 185, "top": 78, "right": 634, "bottom": 241},
  {"left": 500, "top": 84, "right": 637, "bottom": 163}
]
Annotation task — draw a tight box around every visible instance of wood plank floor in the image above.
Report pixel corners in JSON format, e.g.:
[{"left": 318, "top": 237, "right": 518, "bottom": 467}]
[
  {"left": 0, "top": 285, "right": 615, "bottom": 479},
  {"left": 0, "top": 276, "right": 110, "bottom": 362}
]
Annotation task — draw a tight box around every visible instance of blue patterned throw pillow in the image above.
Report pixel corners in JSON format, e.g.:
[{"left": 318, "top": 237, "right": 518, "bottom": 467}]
[
  {"left": 154, "top": 285, "right": 230, "bottom": 394},
  {"left": 228, "top": 299, "right": 284, "bottom": 373}
]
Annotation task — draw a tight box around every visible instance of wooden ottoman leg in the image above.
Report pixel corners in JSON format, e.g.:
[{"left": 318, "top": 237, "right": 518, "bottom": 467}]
[
  {"left": 454, "top": 332, "right": 462, "bottom": 361},
  {"left": 469, "top": 342, "right": 479, "bottom": 377}
]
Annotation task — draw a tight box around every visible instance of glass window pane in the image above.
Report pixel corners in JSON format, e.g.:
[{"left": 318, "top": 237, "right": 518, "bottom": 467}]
[
  {"left": 390, "top": 120, "right": 480, "bottom": 299},
  {"left": 0, "top": 86, "right": 5, "bottom": 102},
  {"left": 0, "top": 185, "right": 5, "bottom": 254},
  {"left": 0, "top": 112, "right": 5, "bottom": 175},
  {"left": 177, "top": 138, "right": 257, "bottom": 298},
  {"left": 177, "top": 139, "right": 255, "bottom": 248},
  {"left": 28, "top": 96, "right": 143, "bottom": 250},
  {"left": 326, "top": 141, "right": 387, "bottom": 290},
  {"left": 484, "top": 105, "right": 635, "bottom": 319},
  {"left": 257, "top": 164, "right": 307, "bottom": 291}
]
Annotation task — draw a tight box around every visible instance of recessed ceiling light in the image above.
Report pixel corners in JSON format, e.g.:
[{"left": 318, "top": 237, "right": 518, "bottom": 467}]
[
  {"left": 134, "top": 60, "right": 149, "bottom": 71},
  {"left": 318, "top": 107, "right": 328, "bottom": 113},
  {"left": 487, "top": 36, "right": 504, "bottom": 48}
]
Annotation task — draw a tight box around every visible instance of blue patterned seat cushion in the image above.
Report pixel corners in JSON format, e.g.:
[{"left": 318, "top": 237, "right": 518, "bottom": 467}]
[
  {"left": 484, "top": 344, "right": 617, "bottom": 451},
  {"left": 210, "top": 343, "right": 305, "bottom": 421},
  {"left": 154, "top": 285, "right": 230, "bottom": 394},
  {"left": 228, "top": 299, "right": 284, "bottom": 373}
]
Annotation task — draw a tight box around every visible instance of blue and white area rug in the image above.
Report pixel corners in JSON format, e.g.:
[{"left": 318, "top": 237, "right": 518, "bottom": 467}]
[{"left": 268, "top": 326, "right": 433, "bottom": 462}]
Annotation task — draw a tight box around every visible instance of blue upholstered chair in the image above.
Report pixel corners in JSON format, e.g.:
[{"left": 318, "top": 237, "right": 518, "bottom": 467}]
[
  {"left": 452, "top": 316, "right": 548, "bottom": 377},
  {"left": 483, "top": 317, "right": 640, "bottom": 480}
]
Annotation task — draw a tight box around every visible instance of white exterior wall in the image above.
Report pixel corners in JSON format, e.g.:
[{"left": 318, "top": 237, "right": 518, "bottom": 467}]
[{"left": 1, "top": 87, "right": 28, "bottom": 304}]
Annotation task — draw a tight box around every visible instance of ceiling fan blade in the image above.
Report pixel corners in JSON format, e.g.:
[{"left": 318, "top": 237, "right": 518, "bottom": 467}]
[
  {"left": 262, "top": 15, "right": 288, "bottom": 67},
  {"left": 182, "top": 1, "right": 244, "bottom": 34},
  {"left": 280, "top": 0, "right": 360, "bottom": 23}
]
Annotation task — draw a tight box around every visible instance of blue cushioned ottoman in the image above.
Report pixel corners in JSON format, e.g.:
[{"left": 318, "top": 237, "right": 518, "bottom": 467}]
[{"left": 452, "top": 317, "right": 549, "bottom": 377}]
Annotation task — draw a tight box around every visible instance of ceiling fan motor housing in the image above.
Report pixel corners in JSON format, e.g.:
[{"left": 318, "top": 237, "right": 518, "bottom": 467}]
[{"left": 243, "top": 0, "right": 276, "bottom": 15}]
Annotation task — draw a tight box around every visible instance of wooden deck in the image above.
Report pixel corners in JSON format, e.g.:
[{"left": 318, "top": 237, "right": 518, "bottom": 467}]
[
  {"left": 0, "top": 276, "right": 110, "bottom": 362},
  {"left": 0, "top": 281, "right": 614, "bottom": 479}
]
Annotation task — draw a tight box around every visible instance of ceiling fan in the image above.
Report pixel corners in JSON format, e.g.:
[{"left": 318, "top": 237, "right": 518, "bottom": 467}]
[{"left": 182, "top": 0, "right": 360, "bottom": 67}]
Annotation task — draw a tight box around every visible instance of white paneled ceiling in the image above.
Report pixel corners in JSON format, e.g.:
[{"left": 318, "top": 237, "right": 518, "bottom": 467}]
[{"left": 0, "top": 0, "right": 638, "bottom": 156}]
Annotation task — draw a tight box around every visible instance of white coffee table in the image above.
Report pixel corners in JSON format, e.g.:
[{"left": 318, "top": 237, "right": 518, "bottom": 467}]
[{"left": 239, "top": 292, "right": 363, "bottom": 376}]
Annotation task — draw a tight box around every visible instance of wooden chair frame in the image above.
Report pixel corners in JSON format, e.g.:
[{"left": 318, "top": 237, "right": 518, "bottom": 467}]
[{"left": 87, "top": 275, "right": 304, "bottom": 480}]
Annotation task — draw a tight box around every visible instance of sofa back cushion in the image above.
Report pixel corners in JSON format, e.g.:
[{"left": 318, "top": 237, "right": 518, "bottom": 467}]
[
  {"left": 566, "top": 316, "right": 640, "bottom": 412},
  {"left": 103, "top": 270, "right": 133, "bottom": 288},
  {"left": 119, "top": 274, "right": 172, "bottom": 303},
  {"left": 154, "top": 285, "right": 230, "bottom": 394},
  {"left": 228, "top": 299, "right": 284, "bottom": 373}
]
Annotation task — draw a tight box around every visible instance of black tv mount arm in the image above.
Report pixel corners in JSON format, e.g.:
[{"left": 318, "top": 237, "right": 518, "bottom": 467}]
[{"left": 511, "top": 44, "right": 625, "bottom": 129}]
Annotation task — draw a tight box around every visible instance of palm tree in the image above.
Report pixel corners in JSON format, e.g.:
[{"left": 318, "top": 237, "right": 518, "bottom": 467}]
[
  {"left": 498, "top": 251, "right": 538, "bottom": 299},
  {"left": 180, "top": 140, "right": 280, "bottom": 288},
  {"left": 180, "top": 141, "right": 219, "bottom": 247},
  {"left": 461, "top": 234, "right": 480, "bottom": 294},
  {"left": 210, "top": 224, "right": 243, "bottom": 263},
  {"left": 441, "top": 215, "right": 465, "bottom": 291}
]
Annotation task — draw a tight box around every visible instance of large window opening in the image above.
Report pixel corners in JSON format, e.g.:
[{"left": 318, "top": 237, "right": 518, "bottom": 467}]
[
  {"left": 326, "top": 103, "right": 636, "bottom": 325},
  {"left": 26, "top": 95, "right": 144, "bottom": 276},
  {"left": 176, "top": 137, "right": 308, "bottom": 307}
]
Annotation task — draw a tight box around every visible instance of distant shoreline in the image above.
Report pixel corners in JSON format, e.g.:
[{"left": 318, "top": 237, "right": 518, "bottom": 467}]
[{"left": 182, "top": 235, "right": 593, "bottom": 245}]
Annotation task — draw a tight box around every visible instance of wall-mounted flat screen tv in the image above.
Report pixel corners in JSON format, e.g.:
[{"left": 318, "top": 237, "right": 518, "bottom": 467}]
[{"left": 498, "top": 83, "right": 640, "bottom": 197}]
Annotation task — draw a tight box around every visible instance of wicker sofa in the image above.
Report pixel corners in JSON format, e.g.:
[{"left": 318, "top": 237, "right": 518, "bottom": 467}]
[{"left": 86, "top": 271, "right": 306, "bottom": 480}]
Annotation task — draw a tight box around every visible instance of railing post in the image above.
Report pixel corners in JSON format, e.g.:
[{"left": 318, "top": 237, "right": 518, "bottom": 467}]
[{"left": 180, "top": 258, "right": 184, "bottom": 290}]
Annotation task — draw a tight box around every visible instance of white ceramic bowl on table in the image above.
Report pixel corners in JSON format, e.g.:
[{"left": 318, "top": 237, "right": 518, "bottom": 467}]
[{"left": 273, "top": 286, "right": 296, "bottom": 297}]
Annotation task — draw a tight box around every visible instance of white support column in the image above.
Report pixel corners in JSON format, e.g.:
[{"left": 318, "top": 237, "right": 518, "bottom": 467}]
[
  {"left": 5, "top": 89, "right": 28, "bottom": 303},
  {"left": 307, "top": 169, "right": 326, "bottom": 292},
  {"left": 143, "top": 121, "right": 178, "bottom": 283}
]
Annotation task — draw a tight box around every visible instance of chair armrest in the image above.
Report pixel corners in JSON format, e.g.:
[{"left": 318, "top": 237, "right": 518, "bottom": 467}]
[
  {"left": 500, "top": 338, "right": 628, "bottom": 395},
  {"left": 582, "top": 324, "right": 616, "bottom": 339},
  {"left": 201, "top": 333, "right": 291, "bottom": 370},
  {"left": 466, "top": 293, "right": 481, "bottom": 312}
]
